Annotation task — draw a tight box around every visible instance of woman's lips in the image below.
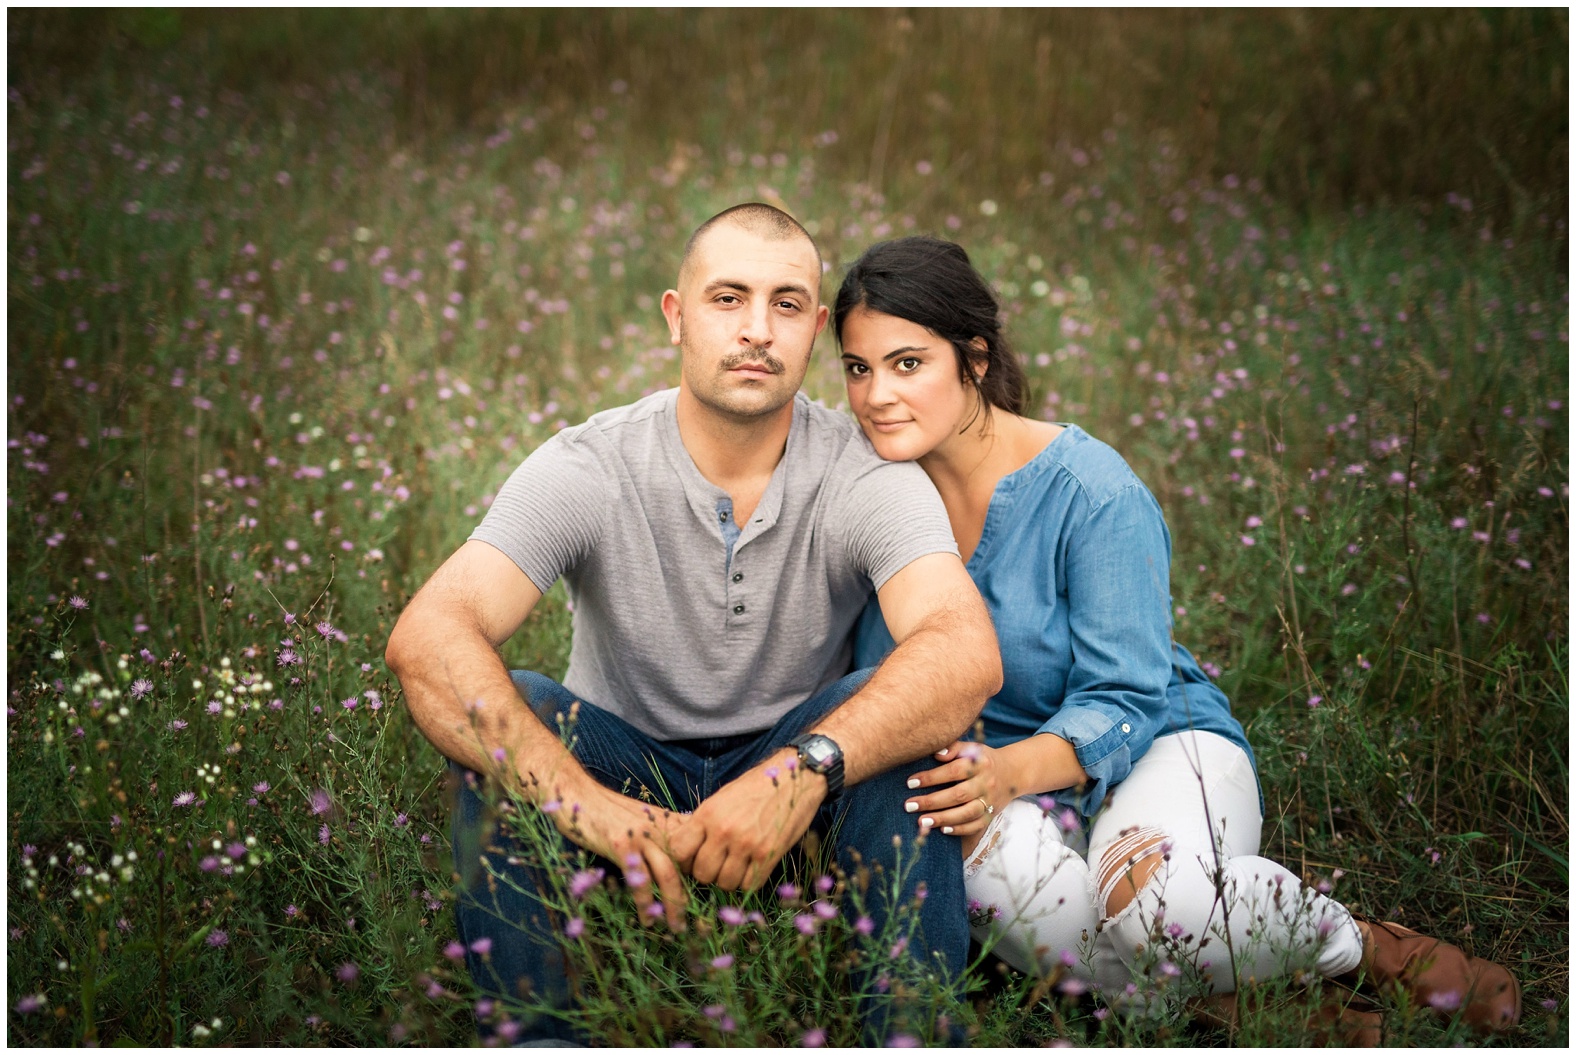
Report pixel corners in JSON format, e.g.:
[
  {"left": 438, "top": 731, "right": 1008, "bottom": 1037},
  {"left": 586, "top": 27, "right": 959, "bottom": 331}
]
[{"left": 868, "top": 419, "right": 911, "bottom": 433}]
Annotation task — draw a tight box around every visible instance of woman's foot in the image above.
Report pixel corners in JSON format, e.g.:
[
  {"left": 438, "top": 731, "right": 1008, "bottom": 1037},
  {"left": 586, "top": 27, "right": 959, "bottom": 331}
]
[{"left": 1347, "top": 920, "right": 1521, "bottom": 1034}]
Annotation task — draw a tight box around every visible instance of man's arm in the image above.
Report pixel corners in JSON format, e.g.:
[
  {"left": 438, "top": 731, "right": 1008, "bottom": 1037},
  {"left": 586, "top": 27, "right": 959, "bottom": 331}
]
[
  {"left": 386, "top": 539, "right": 690, "bottom": 926},
  {"left": 671, "top": 552, "right": 1000, "bottom": 890},
  {"left": 810, "top": 551, "right": 1002, "bottom": 781}
]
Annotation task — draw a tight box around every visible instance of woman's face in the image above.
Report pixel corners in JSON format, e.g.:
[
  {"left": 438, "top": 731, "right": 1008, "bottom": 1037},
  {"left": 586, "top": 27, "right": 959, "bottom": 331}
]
[{"left": 840, "top": 307, "right": 979, "bottom": 462}]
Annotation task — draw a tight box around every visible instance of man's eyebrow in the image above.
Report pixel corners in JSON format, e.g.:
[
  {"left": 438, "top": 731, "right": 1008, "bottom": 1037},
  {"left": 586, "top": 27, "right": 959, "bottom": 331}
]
[{"left": 700, "top": 279, "right": 814, "bottom": 299}]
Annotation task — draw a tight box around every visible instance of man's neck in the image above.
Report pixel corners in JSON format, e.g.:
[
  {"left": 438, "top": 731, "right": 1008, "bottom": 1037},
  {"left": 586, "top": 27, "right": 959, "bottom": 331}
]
[{"left": 674, "top": 387, "right": 795, "bottom": 493}]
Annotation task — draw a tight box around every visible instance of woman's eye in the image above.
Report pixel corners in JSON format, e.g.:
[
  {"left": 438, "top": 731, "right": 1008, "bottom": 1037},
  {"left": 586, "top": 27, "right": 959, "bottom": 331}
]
[
  {"left": 843, "top": 362, "right": 867, "bottom": 377},
  {"left": 896, "top": 357, "right": 921, "bottom": 373}
]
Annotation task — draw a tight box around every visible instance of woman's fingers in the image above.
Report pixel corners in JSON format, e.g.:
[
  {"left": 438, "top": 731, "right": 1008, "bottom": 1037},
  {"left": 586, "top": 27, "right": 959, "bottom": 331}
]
[
  {"left": 904, "top": 776, "right": 985, "bottom": 816},
  {"left": 906, "top": 754, "right": 982, "bottom": 791},
  {"left": 924, "top": 799, "right": 994, "bottom": 836}
]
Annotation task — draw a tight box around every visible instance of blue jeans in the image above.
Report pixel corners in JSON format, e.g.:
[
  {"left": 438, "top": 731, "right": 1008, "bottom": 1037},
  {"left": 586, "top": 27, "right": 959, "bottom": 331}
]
[{"left": 451, "top": 669, "right": 968, "bottom": 1045}]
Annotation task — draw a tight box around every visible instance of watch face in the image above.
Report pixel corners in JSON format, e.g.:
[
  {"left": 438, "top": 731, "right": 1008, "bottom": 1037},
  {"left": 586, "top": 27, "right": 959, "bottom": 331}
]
[{"left": 804, "top": 740, "right": 836, "bottom": 767}]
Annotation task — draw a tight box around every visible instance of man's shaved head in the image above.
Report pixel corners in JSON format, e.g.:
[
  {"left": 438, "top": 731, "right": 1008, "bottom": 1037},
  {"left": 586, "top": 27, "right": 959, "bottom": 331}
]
[{"left": 678, "top": 203, "right": 822, "bottom": 291}]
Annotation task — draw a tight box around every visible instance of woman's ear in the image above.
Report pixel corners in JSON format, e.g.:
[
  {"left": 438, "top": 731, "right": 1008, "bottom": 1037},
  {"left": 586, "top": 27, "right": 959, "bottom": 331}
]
[{"left": 969, "top": 337, "right": 989, "bottom": 380}]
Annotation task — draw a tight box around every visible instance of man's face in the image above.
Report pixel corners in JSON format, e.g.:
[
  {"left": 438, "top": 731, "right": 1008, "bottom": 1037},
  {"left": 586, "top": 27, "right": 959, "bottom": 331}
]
[{"left": 662, "top": 223, "right": 829, "bottom": 423}]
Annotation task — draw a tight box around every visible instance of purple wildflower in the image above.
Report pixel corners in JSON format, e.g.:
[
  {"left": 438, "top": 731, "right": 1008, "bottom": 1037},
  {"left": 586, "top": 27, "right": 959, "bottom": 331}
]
[
  {"left": 885, "top": 1034, "right": 920, "bottom": 1047},
  {"left": 310, "top": 788, "right": 331, "bottom": 815},
  {"left": 253, "top": 781, "right": 270, "bottom": 794},
  {"left": 173, "top": 790, "right": 197, "bottom": 807},
  {"left": 206, "top": 930, "right": 229, "bottom": 947},
  {"left": 710, "top": 954, "right": 734, "bottom": 969},
  {"left": 855, "top": 916, "right": 874, "bottom": 936},
  {"left": 794, "top": 914, "right": 817, "bottom": 935},
  {"left": 129, "top": 678, "right": 154, "bottom": 699},
  {"left": 444, "top": 941, "right": 465, "bottom": 961},
  {"left": 568, "top": 868, "right": 605, "bottom": 899},
  {"left": 337, "top": 962, "right": 360, "bottom": 983},
  {"left": 719, "top": 905, "right": 746, "bottom": 926},
  {"left": 315, "top": 621, "right": 336, "bottom": 639},
  {"left": 470, "top": 937, "right": 493, "bottom": 956},
  {"left": 564, "top": 917, "right": 585, "bottom": 938},
  {"left": 318, "top": 824, "right": 330, "bottom": 844},
  {"left": 68, "top": 595, "right": 88, "bottom": 610},
  {"left": 14, "top": 994, "right": 47, "bottom": 1014},
  {"left": 800, "top": 1027, "right": 826, "bottom": 1047}
]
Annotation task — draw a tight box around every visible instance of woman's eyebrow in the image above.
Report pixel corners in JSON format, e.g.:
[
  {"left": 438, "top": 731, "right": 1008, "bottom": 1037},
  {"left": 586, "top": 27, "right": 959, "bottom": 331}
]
[{"left": 881, "top": 345, "right": 929, "bottom": 361}]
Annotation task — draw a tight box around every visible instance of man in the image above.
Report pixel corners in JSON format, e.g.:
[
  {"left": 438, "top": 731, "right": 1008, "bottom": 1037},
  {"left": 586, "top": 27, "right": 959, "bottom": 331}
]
[{"left": 386, "top": 203, "right": 1001, "bottom": 1044}]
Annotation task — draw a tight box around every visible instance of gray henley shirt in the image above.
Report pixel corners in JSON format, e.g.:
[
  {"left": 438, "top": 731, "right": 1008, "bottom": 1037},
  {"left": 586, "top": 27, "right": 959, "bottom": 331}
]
[{"left": 469, "top": 387, "right": 958, "bottom": 740}]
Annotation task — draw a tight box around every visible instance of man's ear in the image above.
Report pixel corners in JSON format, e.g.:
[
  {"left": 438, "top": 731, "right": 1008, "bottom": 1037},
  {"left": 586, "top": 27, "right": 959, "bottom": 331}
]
[
  {"left": 660, "top": 289, "right": 683, "bottom": 345},
  {"left": 969, "top": 337, "right": 989, "bottom": 379},
  {"left": 814, "top": 303, "right": 830, "bottom": 336}
]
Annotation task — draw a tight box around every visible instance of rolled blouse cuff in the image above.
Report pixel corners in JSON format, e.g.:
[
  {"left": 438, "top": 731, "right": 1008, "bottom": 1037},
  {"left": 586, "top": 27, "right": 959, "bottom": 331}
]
[{"left": 1037, "top": 703, "right": 1142, "bottom": 816}]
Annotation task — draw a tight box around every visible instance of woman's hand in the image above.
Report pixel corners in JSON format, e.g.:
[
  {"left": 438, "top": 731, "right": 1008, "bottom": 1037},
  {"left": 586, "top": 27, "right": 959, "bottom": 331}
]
[{"left": 903, "top": 740, "right": 1019, "bottom": 853}]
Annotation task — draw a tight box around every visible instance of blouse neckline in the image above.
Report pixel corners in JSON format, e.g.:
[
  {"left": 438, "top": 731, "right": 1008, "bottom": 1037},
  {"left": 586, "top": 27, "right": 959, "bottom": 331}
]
[{"left": 966, "top": 423, "right": 1080, "bottom": 572}]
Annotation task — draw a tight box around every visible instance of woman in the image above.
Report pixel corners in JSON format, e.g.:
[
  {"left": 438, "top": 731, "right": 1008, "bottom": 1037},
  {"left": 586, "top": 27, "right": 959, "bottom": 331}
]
[{"left": 837, "top": 236, "right": 1519, "bottom": 1037}]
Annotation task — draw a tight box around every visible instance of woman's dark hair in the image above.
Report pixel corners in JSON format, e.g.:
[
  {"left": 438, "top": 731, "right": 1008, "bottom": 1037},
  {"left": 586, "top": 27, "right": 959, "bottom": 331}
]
[{"left": 834, "top": 236, "right": 1030, "bottom": 427}]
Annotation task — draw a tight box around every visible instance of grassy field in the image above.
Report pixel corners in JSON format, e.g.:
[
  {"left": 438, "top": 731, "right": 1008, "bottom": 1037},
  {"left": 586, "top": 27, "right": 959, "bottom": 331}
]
[{"left": 6, "top": 9, "right": 1568, "bottom": 1046}]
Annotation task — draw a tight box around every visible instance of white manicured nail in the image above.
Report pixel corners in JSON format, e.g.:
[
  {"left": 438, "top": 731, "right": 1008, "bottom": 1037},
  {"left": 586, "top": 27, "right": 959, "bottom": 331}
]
[
  {"left": 942, "top": 826, "right": 953, "bottom": 835},
  {"left": 919, "top": 817, "right": 934, "bottom": 830},
  {"left": 906, "top": 778, "right": 921, "bottom": 790},
  {"left": 904, "top": 801, "right": 918, "bottom": 813}
]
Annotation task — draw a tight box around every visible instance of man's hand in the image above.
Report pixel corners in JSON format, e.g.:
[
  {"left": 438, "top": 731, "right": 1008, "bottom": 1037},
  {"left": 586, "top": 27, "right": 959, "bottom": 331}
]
[
  {"left": 669, "top": 748, "right": 825, "bottom": 891},
  {"left": 552, "top": 775, "right": 692, "bottom": 930}
]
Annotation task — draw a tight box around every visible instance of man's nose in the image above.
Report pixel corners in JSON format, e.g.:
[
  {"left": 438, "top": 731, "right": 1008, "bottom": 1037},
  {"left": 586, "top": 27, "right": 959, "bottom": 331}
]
[{"left": 738, "top": 300, "right": 773, "bottom": 347}]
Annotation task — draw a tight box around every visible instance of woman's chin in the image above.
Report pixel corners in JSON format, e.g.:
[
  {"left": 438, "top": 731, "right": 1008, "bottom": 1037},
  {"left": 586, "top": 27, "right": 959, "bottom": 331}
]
[{"left": 864, "top": 429, "right": 929, "bottom": 463}]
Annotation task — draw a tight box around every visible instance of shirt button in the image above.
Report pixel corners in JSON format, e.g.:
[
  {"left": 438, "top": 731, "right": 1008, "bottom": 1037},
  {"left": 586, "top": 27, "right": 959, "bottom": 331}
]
[
  {"left": 1120, "top": 723, "right": 1131, "bottom": 733},
  {"left": 732, "top": 604, "right": 745, "bottom": 615},
  {"left": 731, "top": 572, "right": 743, "bottom": 583},
  {"left": 718, "top": 511, "right": 729, "bottom": 522}
]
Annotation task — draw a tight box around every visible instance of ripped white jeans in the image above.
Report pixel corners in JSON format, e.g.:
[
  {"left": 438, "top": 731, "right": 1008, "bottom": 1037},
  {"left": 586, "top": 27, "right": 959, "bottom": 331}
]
[{"left": 963, "top": 730, "right": 1365, "bottom": 995}]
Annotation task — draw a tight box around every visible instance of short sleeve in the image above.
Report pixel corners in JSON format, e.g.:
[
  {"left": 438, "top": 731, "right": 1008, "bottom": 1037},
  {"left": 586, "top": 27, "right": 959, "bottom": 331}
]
[
  {"left": 832, "top": 458, "right": 958, "bottom": 590},
  {"left": 468, "top": 431, "right": 610, "bottom": 594}
]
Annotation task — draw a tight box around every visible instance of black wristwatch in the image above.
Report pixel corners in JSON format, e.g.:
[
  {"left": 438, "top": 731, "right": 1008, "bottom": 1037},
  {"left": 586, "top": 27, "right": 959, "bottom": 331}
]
[{"left": 789, "top": 733, "right": 845, "bottom": 802}]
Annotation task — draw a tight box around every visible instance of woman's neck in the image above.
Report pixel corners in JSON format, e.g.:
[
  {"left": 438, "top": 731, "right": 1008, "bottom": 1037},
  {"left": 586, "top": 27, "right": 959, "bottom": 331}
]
[{"left": 919, "top": 411, "right": 1059, "bottom": 501}]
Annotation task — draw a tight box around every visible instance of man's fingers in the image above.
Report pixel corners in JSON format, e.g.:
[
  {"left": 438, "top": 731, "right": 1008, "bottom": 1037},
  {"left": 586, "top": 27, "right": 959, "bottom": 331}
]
[
  {"left": 645, "top": 847, "right": 689, "bottom": 931},
  {"left": 689, "top": 836, "right": 726, "bottom": 887},
  {"left": 667, "top": 817, "right": 702, "bottom": 870},
  {"left": 715, "top": 852, "right": 750, "bottom": 892}
]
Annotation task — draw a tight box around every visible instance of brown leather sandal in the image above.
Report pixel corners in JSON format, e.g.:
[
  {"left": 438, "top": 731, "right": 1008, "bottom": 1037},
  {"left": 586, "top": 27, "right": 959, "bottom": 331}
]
[{"left": 1341, "top": 919, "right": 1521, "bottom": 1034}]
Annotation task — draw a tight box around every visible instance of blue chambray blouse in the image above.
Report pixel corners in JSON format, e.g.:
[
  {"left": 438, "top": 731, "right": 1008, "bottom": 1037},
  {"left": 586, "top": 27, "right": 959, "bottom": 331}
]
[{"left": 853, "top": 424, "right": 1257, "bottom": 817}]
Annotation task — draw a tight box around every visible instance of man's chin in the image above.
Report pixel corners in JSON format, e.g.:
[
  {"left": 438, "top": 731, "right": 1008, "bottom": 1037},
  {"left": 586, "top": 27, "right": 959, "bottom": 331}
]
[{"left": 693, "top": 386, "right": 795, "bottom": 423}]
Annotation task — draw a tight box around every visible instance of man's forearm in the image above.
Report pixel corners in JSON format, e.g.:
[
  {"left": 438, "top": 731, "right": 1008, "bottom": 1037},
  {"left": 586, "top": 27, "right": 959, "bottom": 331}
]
[
  {"left": 386, "top": 612, "right": 592, "bottom": 804},
  {"left": 813, "top": 591, "right": 1001, "bottom": 786}
]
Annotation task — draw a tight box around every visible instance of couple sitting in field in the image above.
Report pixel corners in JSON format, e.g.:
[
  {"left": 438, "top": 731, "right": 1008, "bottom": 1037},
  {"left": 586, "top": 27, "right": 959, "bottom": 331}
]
[{"left": 385, "top": 203, "right": 1519, "bottom": 1045}]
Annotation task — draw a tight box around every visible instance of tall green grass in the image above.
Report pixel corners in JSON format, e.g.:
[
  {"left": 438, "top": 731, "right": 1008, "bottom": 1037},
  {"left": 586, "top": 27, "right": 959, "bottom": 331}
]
[{"left": 7, "top": 9, "right": 1567, "bottom": 1046}]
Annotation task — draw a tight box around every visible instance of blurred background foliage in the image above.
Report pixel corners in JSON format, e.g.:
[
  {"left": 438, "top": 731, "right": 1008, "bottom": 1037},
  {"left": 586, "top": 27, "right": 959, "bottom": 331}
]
[
  {"left": 6, "top": 7, "right": 1567, "bottom": 1047},
  {"left": 11, "top": 7, "right": 1566, "bottom": 220}
]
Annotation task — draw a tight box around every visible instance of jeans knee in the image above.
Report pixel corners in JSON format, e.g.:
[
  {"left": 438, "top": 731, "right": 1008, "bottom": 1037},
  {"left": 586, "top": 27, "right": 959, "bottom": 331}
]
[{"left": 1096, "top": 827, "right": 1172, "bottom": 921}]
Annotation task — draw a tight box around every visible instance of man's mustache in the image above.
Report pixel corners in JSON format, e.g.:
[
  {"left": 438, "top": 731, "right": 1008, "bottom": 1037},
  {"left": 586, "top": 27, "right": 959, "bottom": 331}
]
[{"left": 719, "top": 345, "right": 784, "bottom": 375}]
